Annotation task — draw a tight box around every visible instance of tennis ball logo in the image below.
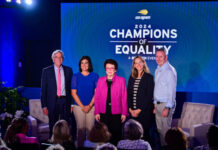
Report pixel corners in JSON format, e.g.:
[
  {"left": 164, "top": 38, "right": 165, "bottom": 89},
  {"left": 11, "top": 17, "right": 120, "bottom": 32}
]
[{"left": 138, "top": 9, "right": 148, "bottom": 15}]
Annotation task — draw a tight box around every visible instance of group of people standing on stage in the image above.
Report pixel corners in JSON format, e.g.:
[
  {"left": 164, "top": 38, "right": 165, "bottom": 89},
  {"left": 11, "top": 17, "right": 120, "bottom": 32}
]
[{"left": 40, "top": 48, "right": 177, "bottom": 148}]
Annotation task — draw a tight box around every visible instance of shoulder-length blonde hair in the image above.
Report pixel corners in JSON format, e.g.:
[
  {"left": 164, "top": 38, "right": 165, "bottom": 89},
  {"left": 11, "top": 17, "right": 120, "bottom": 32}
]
[
  {"left": 131, "top": 56, "right": 150, "bottom": 79},
  {"left": 51, "top": 120, "right": 71, "bottom": 144}
]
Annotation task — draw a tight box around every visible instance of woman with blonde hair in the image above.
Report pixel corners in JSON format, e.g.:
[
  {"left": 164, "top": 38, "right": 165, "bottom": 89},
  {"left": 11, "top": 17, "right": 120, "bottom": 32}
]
[
  {"left": 127, "top": 56, "right": 154, "bottom": 143},
  {"left": 51, "top": 120, "right": 75, "bottom": 150}
]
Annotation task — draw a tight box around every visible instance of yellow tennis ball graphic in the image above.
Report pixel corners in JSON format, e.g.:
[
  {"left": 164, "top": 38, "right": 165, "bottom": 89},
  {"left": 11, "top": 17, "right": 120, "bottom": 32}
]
[{"left": 138, "top": 9, "right": 148, "bottom": 15}]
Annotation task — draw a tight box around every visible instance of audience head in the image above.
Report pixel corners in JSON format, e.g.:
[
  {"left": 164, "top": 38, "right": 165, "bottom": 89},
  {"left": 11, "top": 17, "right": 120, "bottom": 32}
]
[
  {"left": 87, "top": 122, "right": 111, "bottom": 143},
  {"left": 165, "top": 127, "right": 187, "bottom": 150},
  {"left": 207, "top": 125, "right": 218, "bottom": 148},
  {"left": 51, "top": 120, "right": 71, "bottom": 145},
  {"left": 4, "top": 117, "right": 28, "bottom": 145},
  {"left": 131, "top": 56, "right": 150, "bottom": 78},
  {"left": 96, "top": 143, "right": 117, "bottom": 150},
  {"left": 123, "top": 119, "right": 144, "bottom": 140},
  {"left": 79, "top": 56, "right": 93, "bottom": 72}
]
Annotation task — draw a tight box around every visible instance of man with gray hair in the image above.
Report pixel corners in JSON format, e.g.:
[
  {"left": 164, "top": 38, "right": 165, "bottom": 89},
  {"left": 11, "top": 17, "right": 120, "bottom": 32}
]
[
  {"left": 41, "top": 50, "right": 73, "bottom": 137},
  {"left": 153, "top": 48, "right": 177, "bottom": 147}
]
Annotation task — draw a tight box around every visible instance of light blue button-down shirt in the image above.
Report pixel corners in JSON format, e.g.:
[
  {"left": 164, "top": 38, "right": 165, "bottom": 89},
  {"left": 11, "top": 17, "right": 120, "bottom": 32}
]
[
  {"left": 54, "top": 65, "right": 66, "bottom": 96},
  {"left": 153, "top": 61, "right": 177, "bottom": 108}
]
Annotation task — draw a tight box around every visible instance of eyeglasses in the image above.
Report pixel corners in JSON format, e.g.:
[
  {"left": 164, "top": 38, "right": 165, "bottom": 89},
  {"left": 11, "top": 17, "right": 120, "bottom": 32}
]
[{"left": 106, "top": 67, "right": 115, "bottom": 70}]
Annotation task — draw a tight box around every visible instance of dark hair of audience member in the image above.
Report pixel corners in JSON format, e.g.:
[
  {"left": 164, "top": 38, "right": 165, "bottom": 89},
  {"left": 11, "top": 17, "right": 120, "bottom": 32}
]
[
  {"left": 87, "top": 122, "right": 111, "bottom": 143},
  {"left": 207, "top": 125, "right": 218, "bottom": 148},
  {"left": 4, "top": 117, "right": 28, "bottom": 146},
  {"left": 104, "top": 59, "right": 118, "bottom": 70},
  {"left": 165, "top": 127, "right": 187, "bottom": 150},
  {"left": 123, "top": 119, "right": 143, "bottom": 140},
  {"left": 51, "top": 120, "right": 72, "bottom": 145}
]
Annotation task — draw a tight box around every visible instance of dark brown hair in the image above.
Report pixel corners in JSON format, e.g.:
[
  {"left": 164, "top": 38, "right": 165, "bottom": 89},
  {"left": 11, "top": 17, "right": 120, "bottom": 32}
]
[
  {"left": 4, "top": 117, "right": 28, "bottom": 146},
  {"left": 165, "top": 127, "right": 187, "bottom": 150},
  {"left": 87, "top": 122, "right": 111, "bottom": 143},
  {"left": 104, "top": 59, "right": 118, "bottom": 70},
  {"left": 208, "top": 125, "right": 218, "bottom": 148},
  {"left": 79, "top": 56, "right": 93, "bottom": 72}
]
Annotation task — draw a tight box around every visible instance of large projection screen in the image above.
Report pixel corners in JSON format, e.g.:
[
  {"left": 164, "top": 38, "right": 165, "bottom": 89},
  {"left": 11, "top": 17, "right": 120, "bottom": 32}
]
[{"left": 61, "top": 2, "right": 218, "bottom": 92}]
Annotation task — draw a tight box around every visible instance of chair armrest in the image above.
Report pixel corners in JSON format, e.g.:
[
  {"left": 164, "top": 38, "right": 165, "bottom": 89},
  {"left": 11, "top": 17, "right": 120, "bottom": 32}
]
[
  {"left": 190, "top": 122, "right": 214, "bottom": 136},
  {"left": 27, "top": 115, "right": 38, "bottom": 137},
  {"left": 190, "top": 122, "right": 214, "bottom": 146},
  {"left": 171, "top": 118, "right": 180, "bottom": 127}
]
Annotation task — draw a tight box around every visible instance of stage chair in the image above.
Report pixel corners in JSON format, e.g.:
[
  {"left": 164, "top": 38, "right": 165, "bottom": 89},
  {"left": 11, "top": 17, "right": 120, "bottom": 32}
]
[
  {"left": 27, "top": 99, "right": 49, "bottom": 141},
  {"left": 172, "top": 102, "right": 215, "bottom": 148}
]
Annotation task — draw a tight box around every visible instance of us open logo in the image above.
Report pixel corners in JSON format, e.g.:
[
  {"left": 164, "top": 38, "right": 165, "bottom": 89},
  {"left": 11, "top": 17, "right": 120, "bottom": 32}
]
[{"left": 135, "top": 9, "right": 151, "bottom": 20}]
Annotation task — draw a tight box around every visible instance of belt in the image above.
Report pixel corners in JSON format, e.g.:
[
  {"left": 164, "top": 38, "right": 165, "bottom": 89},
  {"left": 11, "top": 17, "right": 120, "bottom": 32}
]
[
  {"left": 156, "top": 101, "right": 162, "bottom": 104},
  {"left": 56, "top": 96, "right": 66, "bottom": 99}
]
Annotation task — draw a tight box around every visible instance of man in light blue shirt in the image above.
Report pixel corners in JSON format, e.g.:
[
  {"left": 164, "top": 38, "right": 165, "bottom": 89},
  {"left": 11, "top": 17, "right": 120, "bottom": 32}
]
[{"left": 153, "top": 48, "right": 177, "bottom": 147}]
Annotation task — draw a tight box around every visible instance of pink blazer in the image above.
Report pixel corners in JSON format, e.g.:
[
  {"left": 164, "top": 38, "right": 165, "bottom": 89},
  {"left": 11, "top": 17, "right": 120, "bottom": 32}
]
[{"left": 94, "top": 74, "right": 128, "bottom": 116}]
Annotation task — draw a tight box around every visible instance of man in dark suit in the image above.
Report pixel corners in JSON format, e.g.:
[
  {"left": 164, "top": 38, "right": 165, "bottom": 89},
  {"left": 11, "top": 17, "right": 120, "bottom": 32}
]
[{"left": 41, "top": 50, "right": 73, "bottom": 137}]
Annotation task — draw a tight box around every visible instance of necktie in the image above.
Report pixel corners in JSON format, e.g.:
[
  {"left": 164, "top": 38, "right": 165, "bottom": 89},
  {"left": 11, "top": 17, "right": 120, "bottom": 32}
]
[{"left": 57, "top": 68, "right": 61, "bottom": 96}]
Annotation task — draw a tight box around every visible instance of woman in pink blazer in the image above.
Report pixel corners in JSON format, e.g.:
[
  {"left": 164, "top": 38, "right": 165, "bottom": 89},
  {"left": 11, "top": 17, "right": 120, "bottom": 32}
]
[{"left": 94, "top": 59, "right": 128, "bottom": 145}]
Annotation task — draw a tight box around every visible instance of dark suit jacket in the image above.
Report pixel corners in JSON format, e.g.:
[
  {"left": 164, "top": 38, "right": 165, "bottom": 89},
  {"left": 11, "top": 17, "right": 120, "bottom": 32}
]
[
  {"left": 40, "top": 65, "right": 73, "bottom": 115},
  {"left": 127, "top": 72, "right": 154, "bottom": 128}
]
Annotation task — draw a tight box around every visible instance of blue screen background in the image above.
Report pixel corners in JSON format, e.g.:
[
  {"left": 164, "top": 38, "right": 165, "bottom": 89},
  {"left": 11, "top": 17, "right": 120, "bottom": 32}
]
[{"left": 61, "top": 2, "right": 218, "bottom": 92}]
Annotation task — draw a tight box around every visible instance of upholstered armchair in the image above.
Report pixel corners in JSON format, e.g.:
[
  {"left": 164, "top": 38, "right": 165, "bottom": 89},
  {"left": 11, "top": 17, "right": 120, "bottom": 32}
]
[
  {"left": 27, "top": 99, "right": 49, "bottom": 141},
  {"left": 172, "top": 102, "right": 215, "bottom": 148}
]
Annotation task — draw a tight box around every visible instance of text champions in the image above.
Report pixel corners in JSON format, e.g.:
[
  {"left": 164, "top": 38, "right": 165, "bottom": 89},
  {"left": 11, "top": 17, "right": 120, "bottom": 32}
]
[{"left": 109, "top": 25, "right": 178, "bottom": 56}]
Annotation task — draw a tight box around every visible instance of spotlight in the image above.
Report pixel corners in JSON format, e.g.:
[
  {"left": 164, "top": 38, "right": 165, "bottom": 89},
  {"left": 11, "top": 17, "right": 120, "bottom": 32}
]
[
  {"left": 6, "top": 0, "right": 11, "bottom": 2},
  {"left": 25, "top": 0, "right": 32, "bottom": 5},
  {"left": 16, "top": 0, "right": 21, "bottom": 4}
]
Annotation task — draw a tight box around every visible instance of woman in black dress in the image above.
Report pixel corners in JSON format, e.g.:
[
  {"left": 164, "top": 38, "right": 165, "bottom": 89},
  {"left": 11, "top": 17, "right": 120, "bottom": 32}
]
[{"left": 127, "top": 56, "right": 154, "bottom": 143}]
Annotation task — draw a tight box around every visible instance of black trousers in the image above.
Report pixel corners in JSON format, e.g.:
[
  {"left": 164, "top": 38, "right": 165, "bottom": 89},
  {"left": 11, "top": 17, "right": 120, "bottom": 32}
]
[
  {"left": 131, "top": 111, "right": 154, "bottom": 145},
  {"left": 100, "top": 113, "right": 122, "bottom": 146},
  {"left": 49, "top": 97, "right": 69, "bottom": 137}
]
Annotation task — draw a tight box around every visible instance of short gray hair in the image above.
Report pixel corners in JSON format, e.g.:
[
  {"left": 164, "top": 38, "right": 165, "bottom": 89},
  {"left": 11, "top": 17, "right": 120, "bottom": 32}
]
[
  {"left": 124, "top": 119, "right": 144, "bottom": 140},
  {"left": 51, "top": 50, "right": 64, "bottom": 59}
]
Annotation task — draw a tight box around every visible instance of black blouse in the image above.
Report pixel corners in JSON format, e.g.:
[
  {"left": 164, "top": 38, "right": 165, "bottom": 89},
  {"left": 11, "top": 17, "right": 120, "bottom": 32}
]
[{"left": 127, "top": 72, "right": 154, "bottom": 112}]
